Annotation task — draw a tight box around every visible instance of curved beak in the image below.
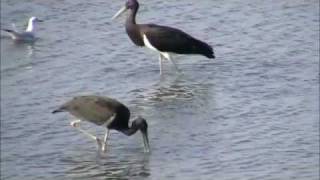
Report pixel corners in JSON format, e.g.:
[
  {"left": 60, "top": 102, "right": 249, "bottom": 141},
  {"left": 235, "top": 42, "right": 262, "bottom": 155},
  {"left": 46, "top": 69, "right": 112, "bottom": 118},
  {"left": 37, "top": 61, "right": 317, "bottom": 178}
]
[
  {"left": 112, "top": 6, "right": 128, "bottom": 20},
  {"left": 141, "top": 130, "right": 150, "bottom": 153}
]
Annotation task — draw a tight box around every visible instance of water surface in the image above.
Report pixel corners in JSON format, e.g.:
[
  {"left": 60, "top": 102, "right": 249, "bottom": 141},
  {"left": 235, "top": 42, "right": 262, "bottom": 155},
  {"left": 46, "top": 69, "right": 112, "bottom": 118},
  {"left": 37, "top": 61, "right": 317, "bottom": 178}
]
[{"left": 1, "top": 0, "right": 319, "bottom": 179}]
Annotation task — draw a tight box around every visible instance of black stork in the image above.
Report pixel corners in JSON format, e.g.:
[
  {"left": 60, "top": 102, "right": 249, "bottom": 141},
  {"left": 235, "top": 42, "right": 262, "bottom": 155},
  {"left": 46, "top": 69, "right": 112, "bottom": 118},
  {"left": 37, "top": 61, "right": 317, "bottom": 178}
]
[
  {"left": 52, "top": 95, "right": 150, "bottom": 153},
  {"left": 112, "top": 0, "right": 215, "bottom": 74}
]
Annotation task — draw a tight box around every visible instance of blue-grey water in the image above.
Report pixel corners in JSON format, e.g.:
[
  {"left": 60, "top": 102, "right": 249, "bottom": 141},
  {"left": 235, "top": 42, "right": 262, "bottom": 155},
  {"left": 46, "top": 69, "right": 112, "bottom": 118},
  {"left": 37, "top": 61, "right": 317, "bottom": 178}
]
[{"left": 1, "top": 0, "right": 319, "bottom": 179}]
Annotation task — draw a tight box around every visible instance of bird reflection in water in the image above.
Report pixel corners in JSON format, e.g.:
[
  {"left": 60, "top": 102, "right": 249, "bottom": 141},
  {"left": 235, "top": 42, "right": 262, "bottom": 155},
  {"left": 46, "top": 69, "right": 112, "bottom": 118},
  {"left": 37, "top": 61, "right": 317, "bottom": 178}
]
[{"left": 63, "top": 151, "right": 150, "bottom": 179}]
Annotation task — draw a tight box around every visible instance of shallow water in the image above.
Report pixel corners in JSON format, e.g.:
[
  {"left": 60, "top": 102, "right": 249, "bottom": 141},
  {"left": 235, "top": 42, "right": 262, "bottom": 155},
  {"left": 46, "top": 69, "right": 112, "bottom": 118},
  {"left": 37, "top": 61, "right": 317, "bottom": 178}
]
[{"left": 1, "top": 0, "right": 319, "bottom": 179}]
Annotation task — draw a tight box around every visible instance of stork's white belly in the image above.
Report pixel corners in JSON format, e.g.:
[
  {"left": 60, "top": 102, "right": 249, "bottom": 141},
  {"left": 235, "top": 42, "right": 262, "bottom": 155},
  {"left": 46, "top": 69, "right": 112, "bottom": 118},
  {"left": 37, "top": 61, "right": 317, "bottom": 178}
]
[{"left": 143, "top": 34, "right": 171, "bottom": 60}]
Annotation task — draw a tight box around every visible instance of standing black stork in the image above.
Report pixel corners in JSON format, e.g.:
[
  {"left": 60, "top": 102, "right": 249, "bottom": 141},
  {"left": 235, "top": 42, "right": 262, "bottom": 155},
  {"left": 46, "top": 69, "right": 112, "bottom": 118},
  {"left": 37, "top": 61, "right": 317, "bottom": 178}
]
[
  {"left": 52, "top": 95, "right": 150, "bottom": 153},
  {"left": 112, "top": 0, "right": 215, "bottom": 74}
]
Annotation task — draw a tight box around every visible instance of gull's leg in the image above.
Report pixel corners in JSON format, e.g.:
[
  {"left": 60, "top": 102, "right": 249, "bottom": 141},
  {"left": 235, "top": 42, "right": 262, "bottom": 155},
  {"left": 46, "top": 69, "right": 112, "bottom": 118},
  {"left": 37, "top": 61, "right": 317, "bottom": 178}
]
[
  {"left": 70, "top": 120, "right": 102, "bottom": 149},
  {"left": 159, "top": 54, "right": 163, "bottom": 75},
  {"left": 101, "top": 129, "right": 110, "bottom": 152}
]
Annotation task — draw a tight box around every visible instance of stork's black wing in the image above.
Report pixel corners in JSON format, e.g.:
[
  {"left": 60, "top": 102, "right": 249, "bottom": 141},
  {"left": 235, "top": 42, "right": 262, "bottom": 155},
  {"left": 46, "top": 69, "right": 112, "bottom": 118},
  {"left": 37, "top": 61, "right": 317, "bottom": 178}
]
[{"left": 141, "top": 24, "right": 214, "bottom": 58}]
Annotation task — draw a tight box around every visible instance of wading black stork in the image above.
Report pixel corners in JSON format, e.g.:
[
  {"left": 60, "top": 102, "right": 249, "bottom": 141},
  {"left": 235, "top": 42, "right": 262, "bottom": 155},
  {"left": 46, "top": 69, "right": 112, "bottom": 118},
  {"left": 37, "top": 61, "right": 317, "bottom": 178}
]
[
  {"left": 112, "top": 0, "right": 215, "bottom": 74},
  {"left": 52, "top": 95, "right": 150, "bottom": 153}
]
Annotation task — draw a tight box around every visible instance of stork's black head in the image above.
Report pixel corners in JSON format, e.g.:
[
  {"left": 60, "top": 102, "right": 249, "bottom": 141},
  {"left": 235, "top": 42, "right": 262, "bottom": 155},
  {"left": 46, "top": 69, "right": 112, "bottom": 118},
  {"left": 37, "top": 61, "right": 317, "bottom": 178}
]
[
  {"left": 132, "top": 116, "right": 150, "bottom": 152},
  {"left": 125, "top": 0, "right": 139, "bottom": 10},
  {"left": 112, "top": 0, "right": 140, "bottom": 20},
  {"left": 131, "top": 116, "right": 148, "bottom": 132}
]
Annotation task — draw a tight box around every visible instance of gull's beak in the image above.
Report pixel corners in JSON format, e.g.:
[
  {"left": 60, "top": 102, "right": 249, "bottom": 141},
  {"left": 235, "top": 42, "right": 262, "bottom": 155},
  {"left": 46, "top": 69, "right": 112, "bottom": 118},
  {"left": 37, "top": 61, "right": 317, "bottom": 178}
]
[
  {"left": 142, "top": 130, "right": 150, "bottom": 153},
  {"left": 112, "top": 6, "right": 128, "bottom": 20}
]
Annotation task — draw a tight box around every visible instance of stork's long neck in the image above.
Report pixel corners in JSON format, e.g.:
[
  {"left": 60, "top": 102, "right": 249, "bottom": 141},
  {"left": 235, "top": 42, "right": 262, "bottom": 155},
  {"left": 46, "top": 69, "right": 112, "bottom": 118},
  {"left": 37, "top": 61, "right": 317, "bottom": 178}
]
[
  {"left": 26, "top": 19, "right": 34, "bottom": 32},
  {"left": 126, "top": 6, "right": 138, "bottom": 25},
  {"left": 120, "top": 123, "right": 139, "bottom": 136},
  {"left": 125, "top": 6, "right": 144, "bottom": 46}
]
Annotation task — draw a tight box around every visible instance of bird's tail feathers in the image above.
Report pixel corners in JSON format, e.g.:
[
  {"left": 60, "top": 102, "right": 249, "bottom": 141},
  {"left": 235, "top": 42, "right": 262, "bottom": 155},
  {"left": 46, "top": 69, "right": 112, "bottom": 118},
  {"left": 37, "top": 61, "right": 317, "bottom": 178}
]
[
  {"left": 195, "top": 39, "right": 215, "bottom": 59},
  {"left": 2, "top": 29, "right": 14, "bottom": 33}
]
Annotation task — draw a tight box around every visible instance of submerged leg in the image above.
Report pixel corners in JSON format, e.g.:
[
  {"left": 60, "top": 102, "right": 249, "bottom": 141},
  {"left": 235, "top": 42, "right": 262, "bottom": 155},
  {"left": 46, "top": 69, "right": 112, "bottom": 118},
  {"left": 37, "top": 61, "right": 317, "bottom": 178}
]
[
  {"left": 159, "top": 54, "right": 164, "bottom": 75},
  {"left": 101, "top": 129, "right": 110, "bottom": 152},
  {"left": 70, "top": 120, "right": 102, "bottom": 149},
  {"left": 163, "top": 53, "right": 180, "bottom": 72},
  {"left": 168, "top": 56, "right": 179, "bottom": 72}
]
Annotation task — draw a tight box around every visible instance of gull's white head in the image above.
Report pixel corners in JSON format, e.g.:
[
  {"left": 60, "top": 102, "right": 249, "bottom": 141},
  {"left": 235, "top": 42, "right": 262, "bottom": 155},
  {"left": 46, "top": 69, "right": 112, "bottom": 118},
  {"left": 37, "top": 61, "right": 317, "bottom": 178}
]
[
  {"left": 30, "top": 16, "right": 37, "bottom": 21},
  {"left": 26, "top": 16, "right": 43, "bottom": 32}
]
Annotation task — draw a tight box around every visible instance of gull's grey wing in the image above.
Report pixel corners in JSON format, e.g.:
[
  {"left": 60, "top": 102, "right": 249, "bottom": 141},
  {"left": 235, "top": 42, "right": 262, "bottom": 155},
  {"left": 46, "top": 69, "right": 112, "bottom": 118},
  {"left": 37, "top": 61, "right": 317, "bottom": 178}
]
[{"left": 2, "top": 29, "right": 35, "bottom": 42}]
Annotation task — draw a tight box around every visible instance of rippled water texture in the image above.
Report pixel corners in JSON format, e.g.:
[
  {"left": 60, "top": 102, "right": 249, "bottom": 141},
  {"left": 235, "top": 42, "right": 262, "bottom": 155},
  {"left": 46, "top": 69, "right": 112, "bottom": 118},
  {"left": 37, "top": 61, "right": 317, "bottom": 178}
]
[{"left": 1, "top": 0, "right": 319, "bottom": 179}]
